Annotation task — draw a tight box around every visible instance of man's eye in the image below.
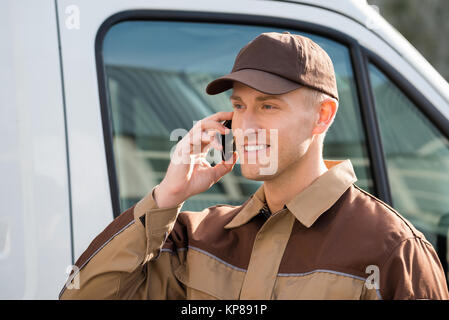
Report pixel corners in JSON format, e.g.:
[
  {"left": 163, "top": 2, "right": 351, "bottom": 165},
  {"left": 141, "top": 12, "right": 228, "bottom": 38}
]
[
  {"left": 233, "top": 104, "right": 244, "bottom": 110},
  {"left": 263, "top": 104, "right": 275, "bottom": 110}
]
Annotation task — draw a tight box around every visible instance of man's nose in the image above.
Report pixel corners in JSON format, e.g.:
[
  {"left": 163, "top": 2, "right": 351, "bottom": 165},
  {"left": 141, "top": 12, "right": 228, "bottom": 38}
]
[
  {"left": 237, "top": 110, "right": 261, "bottom": 131},
  {"left": 234, "top": 114, "right": 264, "bottom": 143}
]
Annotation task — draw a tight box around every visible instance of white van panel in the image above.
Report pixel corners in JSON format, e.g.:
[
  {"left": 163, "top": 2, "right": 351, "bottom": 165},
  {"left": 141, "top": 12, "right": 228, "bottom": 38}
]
[
  {"left": 0, "top": 0, "right": 72, "bottom": 299},
  {"left": 0, "top": 0, "right": 446, "bottom": 300}
]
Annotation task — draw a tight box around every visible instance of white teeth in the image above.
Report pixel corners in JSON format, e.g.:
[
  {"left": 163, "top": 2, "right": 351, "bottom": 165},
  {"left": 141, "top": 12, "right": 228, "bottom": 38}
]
[{"left": 244, "top": 145, "right": 269, "bottom": 151}]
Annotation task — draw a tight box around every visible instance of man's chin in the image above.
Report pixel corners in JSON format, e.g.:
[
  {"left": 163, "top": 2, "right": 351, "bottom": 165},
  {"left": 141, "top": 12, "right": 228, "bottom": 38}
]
[{"left": 240, "top": 165, "right": 278, "bottom": 181}]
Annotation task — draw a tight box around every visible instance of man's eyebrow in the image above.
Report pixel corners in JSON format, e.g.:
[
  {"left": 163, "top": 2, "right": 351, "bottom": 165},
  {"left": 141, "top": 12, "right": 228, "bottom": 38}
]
[
  {"left": 230, "top": 95, "right": 285, "bottom": 102},
  {"left": 230, "top": 95, "right": 243, "bottom": 102},
  {"left": 255, "top": 95, "right": 285, "bottom": 102}
]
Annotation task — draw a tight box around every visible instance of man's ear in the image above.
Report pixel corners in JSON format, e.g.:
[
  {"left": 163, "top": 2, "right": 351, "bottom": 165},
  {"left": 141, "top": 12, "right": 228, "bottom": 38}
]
[{"left": 311, "top": 99, "right": 338, "bottom": 135}]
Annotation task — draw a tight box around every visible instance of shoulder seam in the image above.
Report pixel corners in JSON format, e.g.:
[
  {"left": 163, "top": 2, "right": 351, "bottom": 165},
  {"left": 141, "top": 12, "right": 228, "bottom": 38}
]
[
  {"left": 58, "top": 219, "right": 136, "bottom": 299},
  {"left": 352, "top": 184, "right": 422, "bottom": 239},
  {"left": 379, "top": 236, "right": 420, "bottom": 268}
]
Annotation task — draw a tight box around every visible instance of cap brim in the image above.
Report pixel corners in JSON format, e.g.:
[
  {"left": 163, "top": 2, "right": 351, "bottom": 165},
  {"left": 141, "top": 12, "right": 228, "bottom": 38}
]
[{"left": 206, "top": 69, "right": 301, "bottom": 95}]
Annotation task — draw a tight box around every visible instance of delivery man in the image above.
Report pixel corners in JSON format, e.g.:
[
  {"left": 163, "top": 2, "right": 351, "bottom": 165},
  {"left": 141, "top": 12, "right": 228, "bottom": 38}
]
[{"left": 60, "top": 31, "right": 449, "bottom": 300}]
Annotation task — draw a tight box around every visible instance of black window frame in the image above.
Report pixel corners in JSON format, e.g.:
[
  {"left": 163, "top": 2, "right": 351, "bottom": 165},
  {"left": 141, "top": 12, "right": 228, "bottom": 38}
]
[
  {"left": 94, "top": 9, "right": 400, "bottom": 219},
  {"left": 364, "top": 48, "right": 449, "bottom": 141},
  {"left": 363, "top": 48, "right": 449, "bottom": 279}
]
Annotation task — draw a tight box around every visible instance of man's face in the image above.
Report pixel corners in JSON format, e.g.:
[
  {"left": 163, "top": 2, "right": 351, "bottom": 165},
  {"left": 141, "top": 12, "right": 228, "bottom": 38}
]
[{"left": 230, "top": 82, "right": 318, "bottom": 181}]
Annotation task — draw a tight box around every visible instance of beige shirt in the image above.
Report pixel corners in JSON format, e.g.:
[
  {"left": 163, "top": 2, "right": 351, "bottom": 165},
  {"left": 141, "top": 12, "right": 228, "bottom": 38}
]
[{"left": 60, "top": 159, "right": 449, "bottom": 300}]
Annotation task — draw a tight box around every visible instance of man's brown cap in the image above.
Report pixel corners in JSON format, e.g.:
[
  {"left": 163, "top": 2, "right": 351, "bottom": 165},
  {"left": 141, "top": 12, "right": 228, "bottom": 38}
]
[{"left": 206, "top": 31, "right": 339, "bottom": 101}]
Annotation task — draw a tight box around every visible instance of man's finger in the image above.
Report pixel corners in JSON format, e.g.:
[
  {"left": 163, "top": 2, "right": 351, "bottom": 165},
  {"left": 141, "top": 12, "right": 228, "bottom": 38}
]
[
  {"left": 190, "top": 122, "right": 229, "bottom": 146},
  {"left": 206, "top": 111, "right": 234, "bottom": 122}
]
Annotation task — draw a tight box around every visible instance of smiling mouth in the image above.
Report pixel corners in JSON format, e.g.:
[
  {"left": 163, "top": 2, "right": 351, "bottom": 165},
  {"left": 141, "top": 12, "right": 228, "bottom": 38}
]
[{"left": 243, "top": 144, "right": 270, "bottom": 152}]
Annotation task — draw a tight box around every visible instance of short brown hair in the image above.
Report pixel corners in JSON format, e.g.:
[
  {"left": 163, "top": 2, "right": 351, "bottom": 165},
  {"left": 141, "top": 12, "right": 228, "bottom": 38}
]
[{"left": 301, "top": 87, "right": 339, "bottom": 147}]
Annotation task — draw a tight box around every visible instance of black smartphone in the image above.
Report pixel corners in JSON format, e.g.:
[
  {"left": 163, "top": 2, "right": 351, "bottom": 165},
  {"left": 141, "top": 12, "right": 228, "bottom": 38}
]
[{"left": 220, "top": 120, "right": 235, "bottom": 161}]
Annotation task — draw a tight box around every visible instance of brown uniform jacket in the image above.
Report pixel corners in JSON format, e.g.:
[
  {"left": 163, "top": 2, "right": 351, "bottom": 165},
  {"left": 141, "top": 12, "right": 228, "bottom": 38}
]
[{"left": 59, "top": 159, "right": 449, "bottom": 300}]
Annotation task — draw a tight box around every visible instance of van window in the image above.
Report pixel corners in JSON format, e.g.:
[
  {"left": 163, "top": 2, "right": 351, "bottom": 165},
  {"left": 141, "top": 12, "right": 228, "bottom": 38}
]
[
  {"left": 369, "top": 63, "right": 449, "bottom": 252},
  {"left": 100, "top": 21, "right": 374, "bottom": 212}
]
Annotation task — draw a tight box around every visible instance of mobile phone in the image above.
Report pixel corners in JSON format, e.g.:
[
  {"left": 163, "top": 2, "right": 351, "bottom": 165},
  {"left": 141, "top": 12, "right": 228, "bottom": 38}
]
[{"left": 220, "top": 120, "right": 235, "bottom": 161}]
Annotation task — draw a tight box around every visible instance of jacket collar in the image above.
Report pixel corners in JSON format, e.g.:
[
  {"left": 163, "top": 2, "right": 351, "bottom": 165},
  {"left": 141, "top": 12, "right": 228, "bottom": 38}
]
[{"left": 224, "top": 159, "right": 357, "bottom": 229}]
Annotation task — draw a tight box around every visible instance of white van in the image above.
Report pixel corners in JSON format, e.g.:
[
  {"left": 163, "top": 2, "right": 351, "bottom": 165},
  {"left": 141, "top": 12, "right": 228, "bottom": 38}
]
[{"left": 1, "top": 0, "right": 449, "bottom": 299}]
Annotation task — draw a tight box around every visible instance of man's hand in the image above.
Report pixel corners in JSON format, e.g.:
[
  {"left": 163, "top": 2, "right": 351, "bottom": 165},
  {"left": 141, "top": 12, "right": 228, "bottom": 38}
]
[{"left": 154, "top": 111, "right": 238, "bottom": 208}]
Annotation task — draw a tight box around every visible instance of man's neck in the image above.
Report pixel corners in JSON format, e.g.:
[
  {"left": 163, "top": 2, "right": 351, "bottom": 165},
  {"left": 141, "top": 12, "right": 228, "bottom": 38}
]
[{"left": 263, "top": 149, "right": 328, "bottom": 215}]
